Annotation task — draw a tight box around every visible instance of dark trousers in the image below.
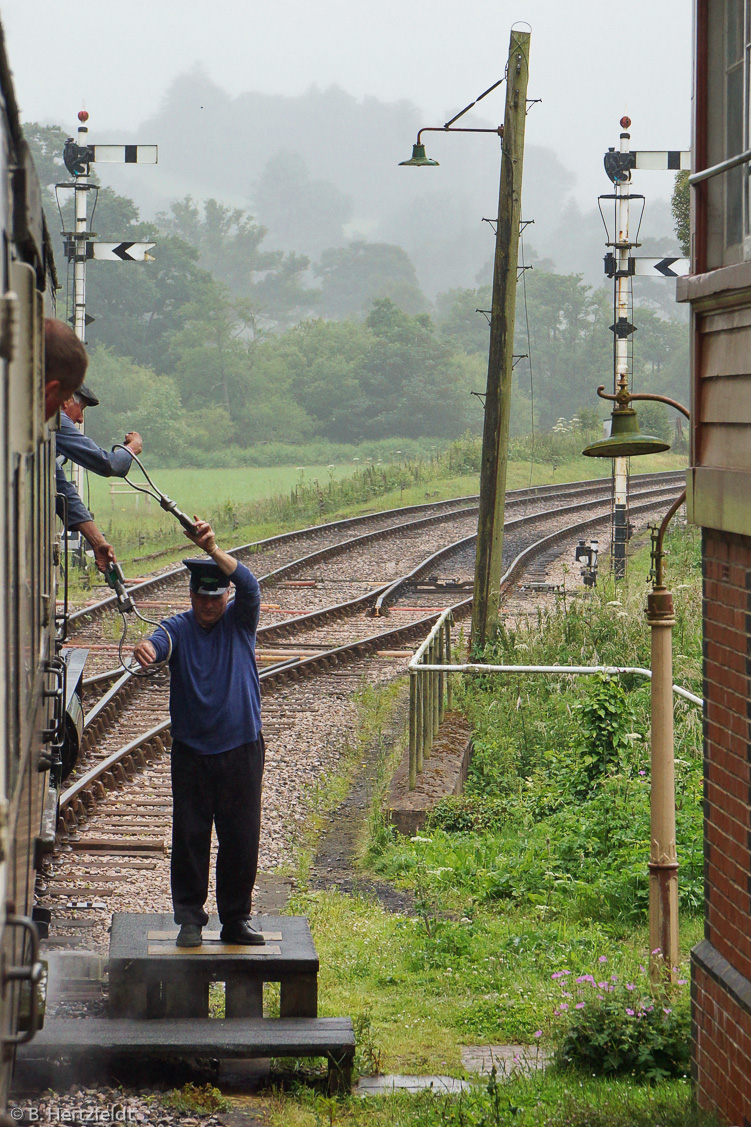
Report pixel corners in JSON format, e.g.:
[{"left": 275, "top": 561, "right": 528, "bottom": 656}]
[{"left": 170, "top": 737, "right": 265, "bottom": 926}]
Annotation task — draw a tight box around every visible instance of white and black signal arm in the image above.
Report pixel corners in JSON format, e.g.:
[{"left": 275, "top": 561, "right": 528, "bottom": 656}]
[
  {"left": 604, "top": 148, "right": 690, "bottom": 185},
  {"left": 63, "top": 139, "right": 158, "bottom": 177}
]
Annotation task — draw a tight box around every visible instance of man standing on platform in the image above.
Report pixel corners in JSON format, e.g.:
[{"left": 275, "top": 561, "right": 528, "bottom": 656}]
[{"left": 133, "top": 518, "right": 265, "bottom": 948}]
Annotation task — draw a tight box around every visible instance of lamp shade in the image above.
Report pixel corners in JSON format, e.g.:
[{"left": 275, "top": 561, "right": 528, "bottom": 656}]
[
  {"left": 398, "top": 143, "right": 439, "bottom": 167},
  {"left": 582, "top": 407, "right": 671, "bottom": 458}
]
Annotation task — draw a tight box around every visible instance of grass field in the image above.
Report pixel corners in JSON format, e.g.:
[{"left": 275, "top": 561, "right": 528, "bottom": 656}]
[
  {"left": 63, "top": 445, "right": 688, "bottom": 597},
  {"left": 84, "top": 464, "right": 354, "bottom": 529}
]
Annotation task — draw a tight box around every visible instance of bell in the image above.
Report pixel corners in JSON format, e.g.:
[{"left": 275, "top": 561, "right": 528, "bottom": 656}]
[
  {"left": 582, "top": 406, "right": 671, "bottom": 458},
  {"left": 398, "top": 143, "right": 439, "bottom": 167}
]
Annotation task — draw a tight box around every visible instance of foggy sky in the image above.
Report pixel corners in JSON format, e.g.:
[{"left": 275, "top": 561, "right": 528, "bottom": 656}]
[{"left": 1, "top": 0, "right": 692, "bottom": 207}]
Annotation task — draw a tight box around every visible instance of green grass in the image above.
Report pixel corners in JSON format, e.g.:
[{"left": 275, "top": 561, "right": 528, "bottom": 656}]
[
  {"left": 269, "top": 1076, "right": 717, "bottom": 1127},
  {"left": 67, "top": 437, "right": 686, "bottom": 589},
  {"left": 265, "top": 521, "right": 708, "bottom": 1124}
]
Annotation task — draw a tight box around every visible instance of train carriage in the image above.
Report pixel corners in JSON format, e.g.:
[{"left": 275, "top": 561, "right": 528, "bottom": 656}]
[{"left": 0, "top": 19, "right": 80, "bottom": 1107}]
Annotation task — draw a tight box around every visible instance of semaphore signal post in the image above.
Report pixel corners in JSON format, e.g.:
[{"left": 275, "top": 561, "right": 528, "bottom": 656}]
[
  {"left": 56, "top": 110, "right": 157, "bottom": 534},
  {"left": 598, "top": 120, "right": 689, "bottom": 579}
]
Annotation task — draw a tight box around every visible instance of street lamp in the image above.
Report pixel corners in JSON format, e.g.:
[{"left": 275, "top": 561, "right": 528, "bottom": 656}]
[
  {"left": 583, "top": 380, "right": 689, "bottom": 986},
  {"left": 399, "top": 28, "right": 532, "bottom": 649}
]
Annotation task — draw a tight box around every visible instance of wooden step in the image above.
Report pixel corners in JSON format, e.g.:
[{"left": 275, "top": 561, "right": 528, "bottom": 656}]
[{"left": 18, "top": 1016, "right": 354, "bottom": 1092}]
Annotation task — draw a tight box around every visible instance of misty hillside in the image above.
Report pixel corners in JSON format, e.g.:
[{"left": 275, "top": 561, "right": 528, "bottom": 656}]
[{"left": 93, "top": 69, "right": 682, "bottom": 301}]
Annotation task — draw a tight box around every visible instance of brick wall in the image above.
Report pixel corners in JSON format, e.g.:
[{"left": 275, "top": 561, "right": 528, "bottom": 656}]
[{"left": 695, "top": 527, "right": 751, "bottom": 1122}]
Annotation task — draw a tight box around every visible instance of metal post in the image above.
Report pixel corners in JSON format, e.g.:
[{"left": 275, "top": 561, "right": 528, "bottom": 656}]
[
  {"left": 422, "top": 659, "right": 432, "bottom": 758},
  {"left": 409, "top": 672, "right": 417, "bottom": 790},
  {"left": 430, "top": 640, "right": 435, "bottom": 734},
  {"left": 612, "top": 125, "right": 632, "bottom": 580},
  {"left": 445, "top": 620, "right": 453, "bottom": 711},
  {"left": 438, "top": 639, "right": 445, "bottom": 726},
  {"left": 646, "top": 587, "right": 680, "bottom": 985},
  {"left": 69, "top": 111, "right": 92, "bottom": 546},
  {"left": 415, "top": 674, "right": 424, "bottom": 775},
  {"left": 471, "top": 29, "right": 531, "bottom": 649}
]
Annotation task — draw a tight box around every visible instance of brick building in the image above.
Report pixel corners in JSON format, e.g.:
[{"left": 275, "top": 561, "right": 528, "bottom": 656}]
[{"left": 679, "top": 1, "right": 751, "bottom": 1120}]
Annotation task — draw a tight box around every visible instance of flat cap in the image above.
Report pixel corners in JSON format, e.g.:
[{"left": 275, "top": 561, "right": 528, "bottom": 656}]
[{"left": 76, "top": 383, "right": 100, "bottom": 406}]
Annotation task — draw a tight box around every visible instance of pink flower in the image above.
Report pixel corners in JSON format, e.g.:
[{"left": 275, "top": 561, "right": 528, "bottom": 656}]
[
  {"left": 677, "top": 978, "right": 687, "bottom": 985},
  {"left": 598, "top": 955, "right": 608, "bottom": 964},
  {"left": 534, "top": 1030, "right": 542, "bottom": 1038},
  {"left": 663, "top": 1007, "right": 672, "bottom": 1015},
  {"left": 575, "top": 1002, "right": 585, "bottom": 1009},
  {"left": 626, "top": 1008, "right": 635, "bottom": 1016},
  {"left": 626, "top": 983, "right": 635, "bottom": 991},
  {"left": 576, "top": 974, "right": 595, "bottom": 984},
  {"left": 559, "top": 1003, "right": 568, "bottom": 1011},
  {"left": 598, "top": 981, "right": 608, "bottom": 988}
]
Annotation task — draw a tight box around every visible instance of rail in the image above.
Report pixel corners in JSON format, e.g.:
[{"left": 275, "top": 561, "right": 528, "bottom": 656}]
[{"left": 408, "top": 607, "right": 702, "bottom": 792}]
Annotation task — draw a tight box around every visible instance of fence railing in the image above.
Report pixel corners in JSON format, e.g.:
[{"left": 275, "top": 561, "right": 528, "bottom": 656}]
[
  {"left": 407, "top": 606, "right": 702, "bottom": 791},
  {"left": 408, "top": 608, "right": 455, "bottom": 789}
]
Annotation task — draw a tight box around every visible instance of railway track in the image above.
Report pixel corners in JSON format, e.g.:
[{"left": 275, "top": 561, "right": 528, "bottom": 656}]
[{"left": 39, "top": 472, "right": 684, "bottom": 948}]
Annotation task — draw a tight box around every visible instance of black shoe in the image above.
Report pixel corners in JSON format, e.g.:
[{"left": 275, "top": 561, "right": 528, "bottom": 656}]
[
  {"left": 220, "top": 920, "right": 265, "bottom": 946},
  {"left": 176, "top": 923, "right": 203, "bottom": 947}
]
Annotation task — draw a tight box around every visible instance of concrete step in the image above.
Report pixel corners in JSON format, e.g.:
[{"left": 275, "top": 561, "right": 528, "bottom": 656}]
[{"left": 19, "top": 1016, "right": 355, "bottom": 1092}]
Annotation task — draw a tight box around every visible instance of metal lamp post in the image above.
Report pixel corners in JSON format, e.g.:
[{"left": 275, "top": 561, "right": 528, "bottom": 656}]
[
  {"left": 398, "top": 27, "right": 531, "bottom": 650},
  {"left": 583, "top": 382, "right": 689, "bottom": 985}
]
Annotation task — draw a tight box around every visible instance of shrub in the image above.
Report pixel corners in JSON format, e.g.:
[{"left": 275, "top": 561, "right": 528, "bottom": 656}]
[
  {"left": 425, "top": 794, "right": 508, "bottom": 834},
  {"left": 161, "top": 1083, "right": 229, "bottom": 1115},
  {"left": 552, "top": 962, "right": 691, "bottom": 1081}
]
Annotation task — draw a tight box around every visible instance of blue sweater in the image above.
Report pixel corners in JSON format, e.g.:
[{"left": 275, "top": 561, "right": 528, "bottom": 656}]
[
  {"left": 148, "top": 562, "right": 262, "bottom": 754},
  {"left": 55, "top": 413, "right": 134, "bottom": 528}
]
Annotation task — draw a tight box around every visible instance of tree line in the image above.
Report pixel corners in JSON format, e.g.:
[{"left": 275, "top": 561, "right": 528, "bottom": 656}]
[{"left": 26, "top": 123, "right": 689, "bottom": 465}]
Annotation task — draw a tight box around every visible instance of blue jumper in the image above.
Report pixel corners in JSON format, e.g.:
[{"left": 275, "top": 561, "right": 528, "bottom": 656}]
[
  {"left": 148, "top": 562, "right": 262, "bottom": 754},
  {"left": 55, "top": 413, "right": 134, "bottom": 527}
]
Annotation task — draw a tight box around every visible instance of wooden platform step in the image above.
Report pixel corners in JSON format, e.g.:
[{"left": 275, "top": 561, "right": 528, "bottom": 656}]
[{"left": 18, "top": 1016, "right": 355, "bottom": 1092}]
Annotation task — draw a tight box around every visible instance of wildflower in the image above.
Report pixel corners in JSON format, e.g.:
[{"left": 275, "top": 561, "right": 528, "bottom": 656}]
[
  {"left": 534, "top": 1031, "right": 542, "bottom": 1038},
  {"left": 639, "top": 769, "right": 646, "bottom": 776},
  {"left": 551, "top": 972, "right": 565, "bottom": 979},
  {"left": 559, "top": 1003, "right": 568, "bottom": 1011},
  {"left": 626, "top": 983, "right": 636, "bottom": 991},
  {"left": 626, "top": 1008, "right": 635, "bottom": 1016},
  {"left": 575, "top": 1002, "right": 585, "bottom": 1009},
  {"left": 677, "top": 978, "right": 687, "bottom": 985},
  {"left": 652, "top": 947, "right": 662, "bottom": 955},
  {"left": 663, "top": 1007, "right": 672, "bottom": 1015},
  {"left": 598, "top": 981, "right": 608, "bottom": 989},
  {"left": 598, "top": 955, "right": 608, "bottom": 964},
  {"left": 576, "top": 974, "right": 595, "bottom": 984}
]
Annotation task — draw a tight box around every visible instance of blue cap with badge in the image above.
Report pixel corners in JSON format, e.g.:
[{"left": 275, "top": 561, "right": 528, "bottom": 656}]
[{"left": 183, "top": 558, "right": 231, "bottom": 596}]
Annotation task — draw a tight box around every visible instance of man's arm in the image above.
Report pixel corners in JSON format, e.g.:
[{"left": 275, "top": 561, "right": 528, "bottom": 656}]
[
  {"left": 55, "top": 462, "right": 116, "bottom": 571},
  {"left": 183, "top": 518, "right": 260, "bottom": 630},
  {"left": 74, "top": 521, "right": 116, "bottom": 572},
  {"left": 134, "top": 624, "right": 171, "bottom": 668},
  {"left": 183, "top": 518, "right": 237, "bottom": 576},
  {"left": 57, "top": 413, "right": 135, "bottom": 478}
]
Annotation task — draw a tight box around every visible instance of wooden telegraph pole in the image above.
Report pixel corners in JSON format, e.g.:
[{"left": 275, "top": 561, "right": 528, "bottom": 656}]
[{"left": 471, "top": 28, "right": 530, "bottom": 649}]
